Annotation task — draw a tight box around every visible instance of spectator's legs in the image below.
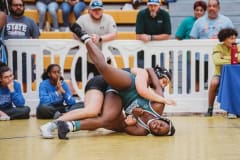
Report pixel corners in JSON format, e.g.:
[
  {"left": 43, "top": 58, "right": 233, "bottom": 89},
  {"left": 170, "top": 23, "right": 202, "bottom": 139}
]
[
  {"left": 67, "top": 101, "right": 84, "bottom": 112},
  {"left": 48, "top": 2, "right": 59, "bottom": 30},
  {"left": 37, "top": 104, "right": 65, "bottom": 119},
  {"left": 73, "top": 2, "right": 86, "bottom": 18},
  {"left": 36, "top": 1, "right": 47, "bottom": 30},
  {"left": 61, "top": 2, "right": 71, "bottom": 27},
  {"left": 1, "top": 106, "right": 30, "bottom": 120},
  {"left": 205, "top": 76, "right": 220, "bottom": 117}
]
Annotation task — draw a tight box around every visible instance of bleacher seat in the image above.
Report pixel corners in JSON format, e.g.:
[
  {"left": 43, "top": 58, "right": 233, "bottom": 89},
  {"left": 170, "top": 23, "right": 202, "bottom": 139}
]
[
  {"left": 40, "top": 31, "right": 136, "bottom": 39},
  {"left": 24, "top": 9, "right": 138, "bottom": 24}
]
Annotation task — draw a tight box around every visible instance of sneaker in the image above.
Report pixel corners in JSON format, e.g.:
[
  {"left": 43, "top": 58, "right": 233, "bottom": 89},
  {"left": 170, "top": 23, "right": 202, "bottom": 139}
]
[
  {"left": 53, "top": 29, "right": 59, "bottom": 32},
  {"left": 227, "top": 113, "right": 237, "bottom": 119},
  {"left": 0, "top": 115, "right": 10, "bottom": 121},
  {"left": 40, "top": 122, "right": 57, "bottom": 139},
  {"left": 204, "top": 107, "right": 213, "bottom": 117},
  {"left": 65, "top": 27, "right": 70, "bottom": 32},
  {"left": 57, "top": 121, "right": 70, "bottom": 140}
]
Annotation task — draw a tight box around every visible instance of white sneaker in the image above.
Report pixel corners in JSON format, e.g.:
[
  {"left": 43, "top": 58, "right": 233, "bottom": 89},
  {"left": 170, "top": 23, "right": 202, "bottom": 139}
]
[
  {"left": 0, "top": 115, "right": 10, "bottom": 121},
  {"left": 65, "top": 27, "right": 70, "bottom": 32},
  {"left": 53, "top": 29, "right": 59, "bottom": 32},
  {"left": 40, "top": 122, "right": 57, "bottom": 139},
  {"left": 227, "top": 113, "right": 237, "bottom": 119}
]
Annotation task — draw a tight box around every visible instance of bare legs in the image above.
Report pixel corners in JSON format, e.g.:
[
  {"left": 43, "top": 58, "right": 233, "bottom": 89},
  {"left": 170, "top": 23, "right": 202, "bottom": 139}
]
[
  {"left": 79, "top": 92, "right": 125, "bottom": 132},
  {"left": 206, "top": 76, "right": 220, "bottom": 116},
  {"left": 57, "top": 90, "right": 104, "bottom": 121},
  {"left": 85, "top": 41, "right": 132, "bottom": 90}
]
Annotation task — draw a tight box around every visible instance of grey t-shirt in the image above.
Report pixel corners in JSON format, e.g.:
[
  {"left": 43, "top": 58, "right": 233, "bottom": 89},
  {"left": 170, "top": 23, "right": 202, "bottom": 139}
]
[{"left": 4, "top": 15, "right": 40, "bottom": 39}]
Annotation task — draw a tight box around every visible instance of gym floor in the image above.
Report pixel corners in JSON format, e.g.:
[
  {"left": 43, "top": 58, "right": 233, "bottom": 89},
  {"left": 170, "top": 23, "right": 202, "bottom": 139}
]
[{"left": 1, "top": 116, "right": 240, "bottom": 160}]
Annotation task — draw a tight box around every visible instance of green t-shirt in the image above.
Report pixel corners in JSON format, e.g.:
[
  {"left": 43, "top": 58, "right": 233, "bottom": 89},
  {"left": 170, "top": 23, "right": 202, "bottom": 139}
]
[
  {"left": 175, "top": 16, "right": 196, "bottom": 40},
  {"left": 135, "top": 8, "right": 171, "bottom": 35}
]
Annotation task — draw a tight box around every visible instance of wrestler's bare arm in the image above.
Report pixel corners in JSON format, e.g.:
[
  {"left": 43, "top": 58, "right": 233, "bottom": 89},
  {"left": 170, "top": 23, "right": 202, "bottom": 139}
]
[
  {"left": 131, "top": 68, "right": 175, "bottom": 105},
  {"left": 124, "top": 123, "right": 148, "bottom": 136}
]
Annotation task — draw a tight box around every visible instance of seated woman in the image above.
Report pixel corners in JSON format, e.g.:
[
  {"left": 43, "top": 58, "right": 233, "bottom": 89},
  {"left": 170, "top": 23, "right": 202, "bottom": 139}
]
[
  {"left": 205, "top": 28, "right": 240, "bottom": 118},
  {"left": 36, "top": 64, "right": 82, "bottom": 119},
  {"left": 0, "top": 64, "right": 30, "bottom": 120}
]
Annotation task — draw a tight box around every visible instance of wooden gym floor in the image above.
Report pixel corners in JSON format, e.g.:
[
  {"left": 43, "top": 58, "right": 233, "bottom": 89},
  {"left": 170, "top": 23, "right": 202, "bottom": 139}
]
[{"left": 1, "top": 115, "right": 240, "bottom": 160}]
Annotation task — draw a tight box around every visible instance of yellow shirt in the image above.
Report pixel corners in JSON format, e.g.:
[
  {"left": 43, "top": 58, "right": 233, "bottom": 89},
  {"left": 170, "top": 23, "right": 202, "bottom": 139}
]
[{"left": 212, "top": 43, "right": 240, "bottom": 75}]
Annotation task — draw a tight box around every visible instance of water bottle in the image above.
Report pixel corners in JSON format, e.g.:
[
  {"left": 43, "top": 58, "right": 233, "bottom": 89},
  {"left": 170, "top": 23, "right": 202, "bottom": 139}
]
[{"left": 231, "top": 43, "right": 238, "bottom": 64}]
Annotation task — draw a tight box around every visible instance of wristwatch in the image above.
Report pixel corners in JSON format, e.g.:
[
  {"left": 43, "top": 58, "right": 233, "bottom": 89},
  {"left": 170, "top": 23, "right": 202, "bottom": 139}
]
[{"left": 99, "top": 36, "right": 102, "bottom": 43}]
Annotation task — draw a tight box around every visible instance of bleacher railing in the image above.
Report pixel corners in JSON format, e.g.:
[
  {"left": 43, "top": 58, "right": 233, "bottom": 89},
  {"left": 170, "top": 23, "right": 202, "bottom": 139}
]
[{"left": 5, "top": 39, "right": 222, "bottom": 115}]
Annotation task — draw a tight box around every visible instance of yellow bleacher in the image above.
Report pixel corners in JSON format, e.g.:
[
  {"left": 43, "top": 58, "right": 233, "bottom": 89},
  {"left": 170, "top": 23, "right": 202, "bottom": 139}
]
[
  {"left": 40, "top": 31, "right": 136, "bottom": 39},
  {"left": 24, "top": 9, "right": 138, "bottom": 24},
  {"left": 24, "top": 0, "right": 148, "bottom": 3}
]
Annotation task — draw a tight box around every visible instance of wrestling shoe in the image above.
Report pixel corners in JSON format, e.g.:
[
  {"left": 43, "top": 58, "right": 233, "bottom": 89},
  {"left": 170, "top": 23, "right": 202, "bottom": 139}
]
[
  {"left": 57, "top": 121, "right": 70, "bottom": 140},
  {"left": 70, "top": 23, "right": 90, "bottom": 43},
  {"left": 204, "top": 107, "right": 213, "bottom": 117},
  {"left": 40, "top": 122, "right": 57, "bottom": 139}
]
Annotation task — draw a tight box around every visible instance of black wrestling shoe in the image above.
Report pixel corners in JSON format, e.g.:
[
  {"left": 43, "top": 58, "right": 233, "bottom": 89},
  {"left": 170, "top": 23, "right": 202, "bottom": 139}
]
[
  {"left": 57, "top": 121, "right": 70, "bottom": 140},
  {"left": 204, "top": 107, "right": 213, "bottom": 117},
  {"left": 70, "top": 23, "right": 90, "bottom": 43}
]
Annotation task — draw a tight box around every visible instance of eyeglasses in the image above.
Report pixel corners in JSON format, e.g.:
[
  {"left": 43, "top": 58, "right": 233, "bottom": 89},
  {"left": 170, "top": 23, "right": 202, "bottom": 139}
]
[{"left": 12, "top": 4, "right": 24, "bottom": 7}]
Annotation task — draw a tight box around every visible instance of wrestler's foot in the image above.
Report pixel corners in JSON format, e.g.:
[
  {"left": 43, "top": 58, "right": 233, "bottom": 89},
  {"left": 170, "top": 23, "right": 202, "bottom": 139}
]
[
  {"left": 70, "top": 23, "right": 90, "bottom": 43},
  {"left": 40, "top": 122, "right": 57, "bottom": 139},
  {"left": 204, "top": 107, "right": 213, "bottom": 117},
  {"left": 57, "top": 121, "right": 70, "bottom": 140}
]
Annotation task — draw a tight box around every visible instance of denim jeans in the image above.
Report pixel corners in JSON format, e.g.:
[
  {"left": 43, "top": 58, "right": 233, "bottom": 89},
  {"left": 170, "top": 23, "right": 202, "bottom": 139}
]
[
  {"left": 61, "top": 2, "right": 86, "bottom": 27},
  {"left": 36, "top": 1, "right": 59, "bottom": 29}
]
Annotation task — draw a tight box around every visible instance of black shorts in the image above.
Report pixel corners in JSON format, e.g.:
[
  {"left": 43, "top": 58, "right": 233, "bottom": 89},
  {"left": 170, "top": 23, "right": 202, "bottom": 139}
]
[{"left": 84, "top": 75, "right": 108, "bottom": 93}]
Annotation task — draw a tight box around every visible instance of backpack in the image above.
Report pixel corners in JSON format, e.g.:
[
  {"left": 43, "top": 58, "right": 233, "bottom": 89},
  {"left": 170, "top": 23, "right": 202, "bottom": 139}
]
[{"left": 0, "top": 26, "right": 8, "bottom": 65}]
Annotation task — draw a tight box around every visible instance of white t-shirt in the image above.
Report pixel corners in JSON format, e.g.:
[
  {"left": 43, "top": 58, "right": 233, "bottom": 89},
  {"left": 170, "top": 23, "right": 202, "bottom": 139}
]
[{"left": 76, "top": 13, "right": 117, "bottom": 62}]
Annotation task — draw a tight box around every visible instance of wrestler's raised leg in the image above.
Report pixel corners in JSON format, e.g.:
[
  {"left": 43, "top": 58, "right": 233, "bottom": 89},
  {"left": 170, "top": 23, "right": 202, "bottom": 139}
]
[{"left": 70, "top": 23, "right": 132, "bottom": 90}]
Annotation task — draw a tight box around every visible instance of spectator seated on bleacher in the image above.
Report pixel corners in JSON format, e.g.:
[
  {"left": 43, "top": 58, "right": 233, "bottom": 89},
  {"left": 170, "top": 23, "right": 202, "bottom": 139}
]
[
  {"left": 121, "top": 0, "right": 142, "bottom": 10},
  {"left": 36, "top": 0, "right": 59, "bottom": 32},
  {"left": 60, "top": 0, "right": 86, "bottom": 32}
]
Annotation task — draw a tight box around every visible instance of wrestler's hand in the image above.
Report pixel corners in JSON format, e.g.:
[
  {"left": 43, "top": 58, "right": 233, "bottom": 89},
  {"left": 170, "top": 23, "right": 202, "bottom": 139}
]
[
  {"left": 124, "top": 115, "right": 137, "bottom": 126},
  {"left": 132, "top": 107, "right": 144, "bottom": 117},
  {"left": 165, "top": 99, "right": 176, "bottom": 106}
]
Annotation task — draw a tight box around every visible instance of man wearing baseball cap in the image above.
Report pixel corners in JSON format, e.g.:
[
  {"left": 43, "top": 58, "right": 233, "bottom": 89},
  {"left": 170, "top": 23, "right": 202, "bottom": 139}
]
[
  {"left": 136, "top": 0, "right": 171, "bottom": 42},
  {"left": 74, "top": 0, "right": 117, "bottom": 81},
  {"left": 135, "top": 0, "right": 171, "bottom": 67}
]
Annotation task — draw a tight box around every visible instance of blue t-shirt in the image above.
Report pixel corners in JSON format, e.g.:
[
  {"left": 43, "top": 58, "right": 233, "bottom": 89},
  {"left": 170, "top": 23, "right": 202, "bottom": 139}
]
[
  {"left": 190, "top": 14, "right": 234, "bottom": 39},
  {"left": 175, "top": 16, "right": 196, "bottom": 40},
  {"left": 38, "top": 79, "right": 76, "bottom": 106},
  {"left": 4, "top": 15, "right": 40, "bottom": 39},
  {"left": 0, "top": 81, "right": 25, "bottom": 108}
]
